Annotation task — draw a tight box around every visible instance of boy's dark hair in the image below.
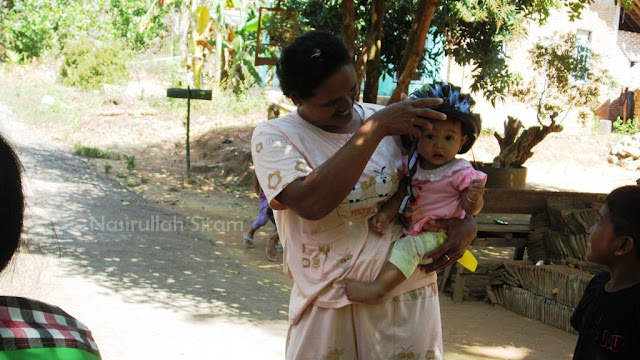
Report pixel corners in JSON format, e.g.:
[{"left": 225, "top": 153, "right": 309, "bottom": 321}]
[
  {"left": 277, "top": 31, "right": 351, "bottom": 101},
  {"left": 605, "top": 185, "right": 640, "bottom": 259},
  {"left": 0, "top": 134, "right": 24, "bottom": 272},
  {"left": 408, "top": 82, "right": 482, "bottom": 154}
]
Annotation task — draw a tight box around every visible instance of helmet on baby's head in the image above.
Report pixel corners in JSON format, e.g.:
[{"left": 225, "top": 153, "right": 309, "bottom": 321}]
[{"left": 410, "top": 82, "right": 482, "bottom": 154}]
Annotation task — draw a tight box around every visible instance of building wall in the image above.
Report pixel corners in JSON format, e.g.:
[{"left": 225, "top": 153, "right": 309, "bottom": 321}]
[{"left": 440, "top": 1, "right": 640, "bottom": 133}]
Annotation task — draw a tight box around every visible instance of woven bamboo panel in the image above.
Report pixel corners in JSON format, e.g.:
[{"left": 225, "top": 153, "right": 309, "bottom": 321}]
[
  {"left": 491, "top": 285, "right": 578, "bottom": 334},
  {"left": 489, "top": 262, "right": 593, "bottom": 308}
]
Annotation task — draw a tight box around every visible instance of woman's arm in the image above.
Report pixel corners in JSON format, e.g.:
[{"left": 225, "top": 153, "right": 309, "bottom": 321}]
[{"left": 276, "top": 98, "right": 446, "bottom": 220}]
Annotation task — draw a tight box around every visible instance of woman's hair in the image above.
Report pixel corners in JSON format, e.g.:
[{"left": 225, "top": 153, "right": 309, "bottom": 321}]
[
  {"left": 276, "top": 31, "right": 351, "bottom": 101},
  {"left": 605, "top": 185, "right": 640, "bottom": 259},
  {"left": 0, "top": 134, "right": 24, "bottom": 272}
]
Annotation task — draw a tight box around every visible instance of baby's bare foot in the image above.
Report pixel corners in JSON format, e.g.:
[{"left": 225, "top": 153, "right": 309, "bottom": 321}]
[{"left": 345, "top": 280, "right": 386, "bottom": 304}]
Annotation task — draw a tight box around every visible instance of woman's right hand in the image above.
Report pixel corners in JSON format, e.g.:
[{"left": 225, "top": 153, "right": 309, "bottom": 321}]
[{"left": 369, "top": 95, "right": 447, "bottom": 139}]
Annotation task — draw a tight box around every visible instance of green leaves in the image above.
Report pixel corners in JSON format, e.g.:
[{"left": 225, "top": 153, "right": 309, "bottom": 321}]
[{"left": 510, "top": 32, "right": 613, "bottom": 123}]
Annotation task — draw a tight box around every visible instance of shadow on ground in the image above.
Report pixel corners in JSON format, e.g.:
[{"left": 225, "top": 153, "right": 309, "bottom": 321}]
[{"left": 20, "top": 141, "right": 290, "bottom": 323}]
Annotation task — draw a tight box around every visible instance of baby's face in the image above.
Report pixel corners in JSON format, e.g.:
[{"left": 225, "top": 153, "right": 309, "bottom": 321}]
[{"left": 417, "top": 120, "right": 467, "bottom": 169}]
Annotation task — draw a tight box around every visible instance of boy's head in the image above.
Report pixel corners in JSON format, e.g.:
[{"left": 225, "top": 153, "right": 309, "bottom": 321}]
[
  {"left": 409, "top": 82, "right": 481, "bottom": 154},
  {"left": 587, "top": 185, "right": 640, "bottom": 265},
  {"left": 0, "top": 134, "right": 24, "bottom": 272}
]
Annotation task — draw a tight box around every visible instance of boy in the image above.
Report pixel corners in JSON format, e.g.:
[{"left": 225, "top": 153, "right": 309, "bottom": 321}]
[{"left": 571, "top": 185, "right": 640, "bottom": 359}]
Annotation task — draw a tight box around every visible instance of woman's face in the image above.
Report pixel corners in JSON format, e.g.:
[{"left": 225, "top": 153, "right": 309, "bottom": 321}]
[
  {"left": 294, "top": 64, "right": 359, "bottom": 133},
  {"left": 417, "top": 120, "right": 467, "bottom": 169}
]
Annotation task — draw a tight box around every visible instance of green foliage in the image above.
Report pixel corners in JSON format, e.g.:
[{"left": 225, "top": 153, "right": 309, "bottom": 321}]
[
  {"left": 104, "top": 163, "right": 113, "bottom": 174},
  {"left": 219, "top": 11, "right": 263, "bottom": 93},
  {"left": 1, "top": 0, "right": 58, "bottom": 61},
  {"left": 279, "top": 0, "right": 609, "bottom": 104},
  {"left": 60, "top": 39, "right": 130, "bottom": 90},
  {"left": 0, "top": 0, "right": 171, "bottom": 62},
  {"left": 125, "top": 155, "right": 136, "bottom": 172},
  {"left": 613, "top": 117, "right": 639, "bottom": 135},
  {"left": 108, "top": 0, "right": 173, "bottom": 51},
  {"left": 73, "top": 144, "right": 118, "bottom": 159},
  {"left": 510, "top": 32, "right": 613, "bottom": 123}
]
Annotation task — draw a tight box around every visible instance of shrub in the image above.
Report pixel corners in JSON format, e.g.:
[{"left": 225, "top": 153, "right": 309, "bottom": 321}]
[
  {"left": 73, "top": 144, "right": 118, "bottom": 159},
  {"left": 613, "top": 117, "right": 639, "bottom": 135},
  {"left": 60, "top": 39, "right": 130, "bottom": 90}
]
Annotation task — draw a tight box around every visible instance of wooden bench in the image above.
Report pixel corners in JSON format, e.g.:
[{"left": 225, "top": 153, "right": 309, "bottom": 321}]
[{"left": 443, "top": 188, "right": 606, "bottom": 303}]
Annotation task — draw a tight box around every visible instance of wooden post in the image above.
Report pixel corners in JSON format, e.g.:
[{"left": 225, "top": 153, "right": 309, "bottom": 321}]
[{"left": 166, "top": 87, "right": 212, "bottom": 180}]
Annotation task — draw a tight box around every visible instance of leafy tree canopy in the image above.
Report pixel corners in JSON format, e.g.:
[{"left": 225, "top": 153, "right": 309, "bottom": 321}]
[{"left": 279, "top": 0, "right": 632, "bottom": 103}]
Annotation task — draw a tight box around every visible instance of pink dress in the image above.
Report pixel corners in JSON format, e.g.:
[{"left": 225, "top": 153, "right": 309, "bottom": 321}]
[
  {"left": 252, "top": 103, "right": 444, "bottom": 359},
  {"left": 404, "top": 158, "right": 487, "bottom": 235},
  {"left": 389, "top": 158, "right": 487, "bottom": 278}
]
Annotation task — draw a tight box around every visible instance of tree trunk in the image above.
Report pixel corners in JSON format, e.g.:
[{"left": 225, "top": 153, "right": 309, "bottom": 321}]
[
  {"left": 362, "top": 0, "right": 384, "bottom": 104},
  {"left": 341, "top": 0, "right": 356, "bottom": 61},
  {"left": 354, "top": 44, "right": 369, "bottom": 97},
  {"left": 494, "top": 116, "right": 523, "bottom": 153},
  {"left": 389, "top": 0, "right": 438, "bottom": 104},
  {"left": 492, "top": 115, "right": 563, "bottom": 168}
]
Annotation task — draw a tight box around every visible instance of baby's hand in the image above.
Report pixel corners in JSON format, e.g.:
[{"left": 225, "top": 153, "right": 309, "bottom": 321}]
[
  {"left": 370, "top": 213, "right": 391, "bottom": 235},
  {"left": 466, "top": 179, "right": 485, "bottom": 202}
]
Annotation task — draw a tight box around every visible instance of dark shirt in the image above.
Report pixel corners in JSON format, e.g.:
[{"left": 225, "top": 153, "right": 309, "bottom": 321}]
[{"left": 571, "top": 271, "right": 640, "bottom": 359}]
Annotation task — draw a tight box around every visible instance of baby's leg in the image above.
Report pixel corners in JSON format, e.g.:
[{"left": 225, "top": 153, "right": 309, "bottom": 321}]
[
  {"left": 345, "top": 232, "right": 444, "bottom": 304},
  {"left": 345, "top": 261, "right": 406, "bottom": 304}
]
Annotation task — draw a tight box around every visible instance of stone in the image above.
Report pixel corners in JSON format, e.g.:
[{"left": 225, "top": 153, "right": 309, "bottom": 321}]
[
  {"left": 191, "top": 163, "right": 218, "bottom": 174},
  {"left": 628, "top": 146, "right": 640, "bottom": 160},
  {"left": 41, "top": 95, "right": 55, "bottom": 106},
  {"left": 629, "top": 159, "right": 640, "bottom": 171},
  {"left": 618, "top": 157, "right": 635, "bottom": 168}
]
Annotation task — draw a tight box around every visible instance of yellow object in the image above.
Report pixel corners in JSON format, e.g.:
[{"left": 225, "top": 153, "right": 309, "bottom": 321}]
[
  {"left": 457, "top": 249, "right": 478, "bottom": 272},
  {"left": 196, "top": 5, "right": 211, "bottom": 35}
]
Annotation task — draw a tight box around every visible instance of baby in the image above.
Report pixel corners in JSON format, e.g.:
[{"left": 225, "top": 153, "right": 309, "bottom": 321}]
[{"left": 345, "top": 82, "right": 486, "bottom": 304}]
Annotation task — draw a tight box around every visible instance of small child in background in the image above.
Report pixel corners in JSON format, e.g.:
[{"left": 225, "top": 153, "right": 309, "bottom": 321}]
[
  {"left": 345, "top": 82, "right": 486, "bottom": 304},
  {"left": 243, "top": 173, "right": 281, "bottom": 262},
  {"left": 571, "top": 185, "right": 640, "bottom": 359}
]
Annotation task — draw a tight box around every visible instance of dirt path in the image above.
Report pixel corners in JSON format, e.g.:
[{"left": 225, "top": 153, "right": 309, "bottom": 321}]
[{"left": 0, "top": 105, "right": 290, "bottom": 359}]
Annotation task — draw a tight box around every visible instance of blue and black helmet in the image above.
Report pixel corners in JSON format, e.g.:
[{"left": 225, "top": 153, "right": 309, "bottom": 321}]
[{"left": 409, "top": 82, "right": 482, "bottom": 154}]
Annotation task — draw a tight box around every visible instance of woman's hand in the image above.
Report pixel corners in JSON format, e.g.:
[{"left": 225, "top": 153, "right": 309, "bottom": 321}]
[
  {"left": 418, "top": 215, "right": 478, "bottom": 273},
  {"left": 369, "top": 95, "right": 447, "bottom": 139}
]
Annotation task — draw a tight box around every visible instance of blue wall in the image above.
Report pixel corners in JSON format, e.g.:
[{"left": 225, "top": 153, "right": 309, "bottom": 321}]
[{"left": 377, "top": 29, "right": 443, "bottom": 97}]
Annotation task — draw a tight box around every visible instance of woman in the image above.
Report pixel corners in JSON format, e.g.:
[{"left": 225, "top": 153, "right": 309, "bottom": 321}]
[
  {"left": 251, "top": 31, "right": 477, "bottom": 359},
  {"left": 0, "top": 134, "right": 101, "bottom": 360}
]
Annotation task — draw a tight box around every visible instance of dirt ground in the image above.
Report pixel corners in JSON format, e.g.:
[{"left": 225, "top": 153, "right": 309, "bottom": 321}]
[{"left": 2, "top": 64, "right": 639, "bottom": 359}]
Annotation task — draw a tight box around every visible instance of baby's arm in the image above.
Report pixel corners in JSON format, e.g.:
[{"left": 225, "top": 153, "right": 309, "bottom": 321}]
[
  {"left": 370, "top": 185, "right": 407, "bottom": 235},
  {"left": 461, "top": 178, "right": 485, "bottom": 216}
]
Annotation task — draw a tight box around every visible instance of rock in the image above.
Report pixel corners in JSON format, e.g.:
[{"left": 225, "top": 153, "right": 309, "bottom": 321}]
[
  {"left": 116, "top": 171, "right": 128, "bottom": 178},
  {"left": 191, "top": 163, "right": 218, "bottom": 174},
  {"left": 628, "top": 146, "right": 640, "bottom": 160},
  {"left": 41, "top": 95, "right": 55, "bottom": 106},
  {"left": 607, "top": 155, "right": 618, "bottom": 164},
  {"left": 611, "top": 144, "right": 623, "bottom": 156},
  {"left": 126, "top": 179, "right": 141, "bottom": 187},
  {"left": 618, "top": 157, "right": 635, "bottom": 168},
  {"left": 628, "top": 159, "right": 640, "bottom": 171},
  {"left": 620, "top": 146, "right": 636, "bottom": 159}
]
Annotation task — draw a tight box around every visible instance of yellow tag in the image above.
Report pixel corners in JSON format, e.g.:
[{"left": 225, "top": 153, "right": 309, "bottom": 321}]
[{"left": 457, "top": 250, "right": 478, "bottom": 272}]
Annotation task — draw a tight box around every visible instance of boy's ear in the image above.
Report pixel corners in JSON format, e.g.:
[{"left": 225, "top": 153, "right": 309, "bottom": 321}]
[
  {"left": 614, "top": 235, "right": 635, "bottom": 257},
  {"left": 290, "top": 94, "right": 302, "bottom": 106}
]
